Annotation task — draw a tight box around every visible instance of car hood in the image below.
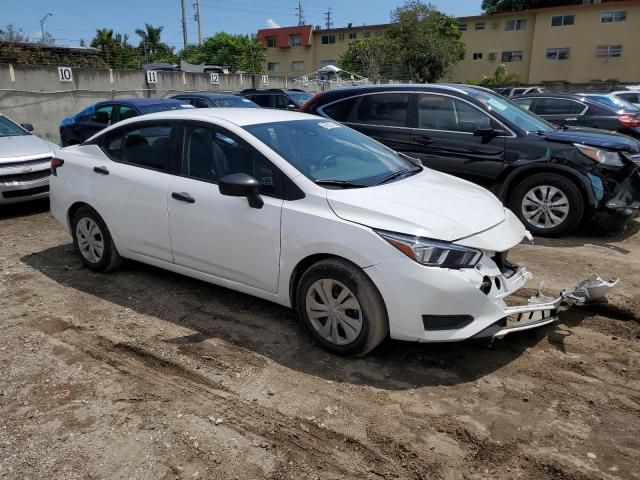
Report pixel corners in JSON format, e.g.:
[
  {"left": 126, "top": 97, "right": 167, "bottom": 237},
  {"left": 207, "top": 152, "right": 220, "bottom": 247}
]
[
  {"left": 0, "top": 134, "right": 55, "bottom": 161},
  {"left": 326, "top": 169, "right": 508, "bottom": 242},
  {"left": 541, "top": 127, "right": 640, "bottom": 153}
]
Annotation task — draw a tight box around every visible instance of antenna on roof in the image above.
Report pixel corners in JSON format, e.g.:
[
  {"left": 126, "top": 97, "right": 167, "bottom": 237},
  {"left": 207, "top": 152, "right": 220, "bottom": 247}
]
[
  {"left": 296, "top": 1, "right": 306, "bottom": 26},
  {"left": 325, "top": 7, "right": 333, "bottom": 29}
]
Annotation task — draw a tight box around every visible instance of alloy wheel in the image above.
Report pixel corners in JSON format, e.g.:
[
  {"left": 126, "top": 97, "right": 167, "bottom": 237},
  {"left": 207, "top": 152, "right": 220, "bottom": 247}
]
[
  {"left": 76, "top": 217, "right": 105, "bottom": 263},
  {"left": 521, "top": 185, "right": 570, "bottom": 229},
  {"left": 305, "top": 279, "right": 363, "bottom": 346}
]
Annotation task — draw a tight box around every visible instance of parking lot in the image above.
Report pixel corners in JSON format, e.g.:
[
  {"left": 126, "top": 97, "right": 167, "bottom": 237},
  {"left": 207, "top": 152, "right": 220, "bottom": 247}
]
[{"left": 0, "top": 199, "right": 638, "bottom": 479}]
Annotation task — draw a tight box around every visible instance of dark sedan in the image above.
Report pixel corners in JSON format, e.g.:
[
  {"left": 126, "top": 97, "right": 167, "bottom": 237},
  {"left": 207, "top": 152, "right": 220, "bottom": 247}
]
[
  {"left": 301, "top": 84, "right": 640, "bottom": 236},
  {"left": 170, "top": 92, "right": 260, "bottom": 108},
  {"left": 513, "top": 93, "right": 640, "bottom": 139},
  {"left": 59, "top": 98, "right": 192, "bottom": 146}
]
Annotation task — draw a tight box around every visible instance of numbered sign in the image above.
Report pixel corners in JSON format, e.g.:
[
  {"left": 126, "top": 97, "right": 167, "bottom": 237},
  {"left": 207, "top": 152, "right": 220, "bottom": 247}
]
[
  {"left": 302, "top": 76, "right": 309, "bottom": 87},
  {"left": 261, "top": 75, "right": 269, "bottom": 86},
  {"left": 146, "top": 70, "right": 158, "bottom": 84},
  {"left": 58, "top": 66, "right": 73, "bottom": 82},
  {"left": 210, "top": 72, "right": 220, "bottom": 85}
]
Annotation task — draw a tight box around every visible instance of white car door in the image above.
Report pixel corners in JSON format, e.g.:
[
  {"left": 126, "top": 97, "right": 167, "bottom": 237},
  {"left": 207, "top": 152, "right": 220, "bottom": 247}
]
[
  {"left": 167, "top": 123, "right": 283, "bottom": 293},
  {"left": 89, "top": 122, "right": 175, "bottom": 262}
]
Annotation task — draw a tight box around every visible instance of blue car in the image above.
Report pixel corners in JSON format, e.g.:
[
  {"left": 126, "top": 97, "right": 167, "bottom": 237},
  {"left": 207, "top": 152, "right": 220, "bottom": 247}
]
[
  {"left": 59, "top": 98, "right": 192, "bottom": 146},
  {"left": 170, "top": 92, "right": 260, "bottom": 109}
]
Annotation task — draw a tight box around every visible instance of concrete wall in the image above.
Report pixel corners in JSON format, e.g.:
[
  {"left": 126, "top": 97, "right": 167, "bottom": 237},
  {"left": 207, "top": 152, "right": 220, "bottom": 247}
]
[{"left": 0, "top": 64, "right": 319, "bottom": 142}]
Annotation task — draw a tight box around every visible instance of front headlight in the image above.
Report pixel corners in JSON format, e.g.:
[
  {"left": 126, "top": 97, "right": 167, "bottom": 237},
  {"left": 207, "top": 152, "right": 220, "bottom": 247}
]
[
  {"left": 375, "top": 230, "right": 482, "bottom": 269},
  {"left": 574, "top": 144, "right": 624, "bottom": 167}
]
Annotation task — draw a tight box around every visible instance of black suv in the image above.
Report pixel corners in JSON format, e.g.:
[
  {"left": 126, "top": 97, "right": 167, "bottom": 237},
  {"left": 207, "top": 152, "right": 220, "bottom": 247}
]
[
  {"left": 240, "top": 88, "right": 314, "bottom": 110},
  {"left": 301, "top": 84, "right": 640, "bottom": 236},
  {"left": 513, "top": 93, "right": 640, "bottom": 139}
]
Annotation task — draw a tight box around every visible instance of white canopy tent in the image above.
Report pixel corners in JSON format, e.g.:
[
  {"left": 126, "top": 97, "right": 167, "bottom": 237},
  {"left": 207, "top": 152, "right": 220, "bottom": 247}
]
[{"left": 292, "top": 64, "right": 369, "bottom": 90}]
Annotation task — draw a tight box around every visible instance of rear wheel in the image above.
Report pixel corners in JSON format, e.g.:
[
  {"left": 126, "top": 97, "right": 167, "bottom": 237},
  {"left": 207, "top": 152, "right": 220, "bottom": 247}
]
[
  {"left": 296, "top": 258, "right": 388, "bottom": 356},
  {"left": 71, "top": 206, "right": 123, "bottom": 272},
  {"left": 510, "top": 173, "right": 584, "bottom": 237}
]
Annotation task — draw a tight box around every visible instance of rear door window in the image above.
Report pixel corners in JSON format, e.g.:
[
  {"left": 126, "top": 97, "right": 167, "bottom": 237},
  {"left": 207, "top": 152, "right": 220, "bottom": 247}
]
[
  {"left": 533, "top": 98, "right": 585, "bottom": 115},
  {"left": 103, "top": 124, "right": 173, "bottom": 171},
  {"left": 354, "top": 93, "right": 409, "bottom": 127}
]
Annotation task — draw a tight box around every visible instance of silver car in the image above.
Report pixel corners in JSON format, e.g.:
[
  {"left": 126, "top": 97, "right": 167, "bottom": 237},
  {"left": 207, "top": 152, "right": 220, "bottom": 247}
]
[{"left": 0, "top": 114, "right": 57, "bottom": 205}]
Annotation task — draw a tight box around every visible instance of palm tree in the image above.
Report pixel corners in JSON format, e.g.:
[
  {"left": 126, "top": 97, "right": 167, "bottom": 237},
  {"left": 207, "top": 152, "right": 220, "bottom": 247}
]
[
  {"left": 91, "top": 28, "right": 114, "bottom": 64},
  {"left": 135, "top": 23, "right": 165, "bottom": 62},
  {"left": 473, "top": 64, "right": 521, "bottom": 87}
]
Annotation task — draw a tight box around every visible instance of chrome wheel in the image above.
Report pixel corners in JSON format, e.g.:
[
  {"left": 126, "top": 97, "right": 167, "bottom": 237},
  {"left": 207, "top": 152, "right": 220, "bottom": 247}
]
[
  {"left": 521, "top": 185, "right": 570, "bottom": 229},
  {"left": 305, "top": 279, "right": 363, "bottom": 346},
  {"left": 75, "top": 217, "right": 104, "bottom": 263}
]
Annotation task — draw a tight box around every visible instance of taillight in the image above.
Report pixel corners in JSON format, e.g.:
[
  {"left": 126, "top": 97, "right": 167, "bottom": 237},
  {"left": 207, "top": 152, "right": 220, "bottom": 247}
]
[
  {"left": 51, "top": 158, "right": 64, "bottom": 176},
  {"left": 618, "top": 114, "right": 640, "bottom": 128},
  {"left": 299, "top": 92, "right": 324, "bottom": 112}
]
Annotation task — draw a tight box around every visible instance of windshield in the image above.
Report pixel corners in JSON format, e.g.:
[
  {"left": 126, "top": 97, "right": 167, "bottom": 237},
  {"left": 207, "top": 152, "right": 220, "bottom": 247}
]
[
  {"left": 585, "top": 95, "right": 640, "bottom": 112},
  {"left": 471, "top": 89, "right": 555, "bottom": 133},
  {"left": 0, "top": 115, "right": 29, "bottom": 137},
  {"left": 215, "top": 96, "right": 259, "bottom": 108},
  {"left": 245, "top": 119, "right": 420, "bottom": 187},
  {"left": 288, "top": 91, "right": 314, "bottom": 105}
]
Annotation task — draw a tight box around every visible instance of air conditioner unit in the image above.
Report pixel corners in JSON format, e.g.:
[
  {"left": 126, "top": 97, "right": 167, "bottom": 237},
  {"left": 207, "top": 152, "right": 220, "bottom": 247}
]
[
  {"left": 338, "top": 33, "right": 345, "bottom": 40},
  {"left": 488, "top": 52, "right": 497, "bottom": 60}
]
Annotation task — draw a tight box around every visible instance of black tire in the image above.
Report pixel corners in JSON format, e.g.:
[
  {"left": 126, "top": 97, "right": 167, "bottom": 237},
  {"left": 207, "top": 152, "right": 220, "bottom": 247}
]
[
  {"left": 510, "top": 173, "right": 584, "bottom": 237},
  {"left": 295, "top": 258, "right": 388, "bottom": 356},
  {"left": 71, "top": 206, "right": 123, "bottom": 272}
]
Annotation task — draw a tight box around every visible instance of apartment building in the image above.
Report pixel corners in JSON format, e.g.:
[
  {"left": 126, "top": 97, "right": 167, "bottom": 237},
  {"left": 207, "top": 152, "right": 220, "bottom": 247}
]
[{"left": 257, "top": 0, "right": 640, "bottom": 84}]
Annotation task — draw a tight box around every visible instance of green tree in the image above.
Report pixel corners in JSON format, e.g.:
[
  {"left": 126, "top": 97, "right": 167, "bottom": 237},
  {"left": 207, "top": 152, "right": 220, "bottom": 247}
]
[
  {"left": 338, "top": 37, "right": 396, "bottom": 81},
  {"left": 182, "top": 32, "right": 265, "bottom": 73},
  {"left": 482, "top": 0, "right": 579, "bottom": 14},
  {"left": 135, "top": 23, "right": 174, "bottom": 63},
  {"left": 91, "top": 28, "right": 115, "bottom": 63},
  {"left": 470, "top": 64, "right": 521, "bottom": 86},
  {"left": 387, "top": 1, "right": 465, "bottom": 82}
]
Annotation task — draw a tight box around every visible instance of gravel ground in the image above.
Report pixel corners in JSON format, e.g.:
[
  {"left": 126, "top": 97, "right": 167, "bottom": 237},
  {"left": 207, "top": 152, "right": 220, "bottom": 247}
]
[{"left": 1, "top": 199, "right": 639, "bottom": 480}]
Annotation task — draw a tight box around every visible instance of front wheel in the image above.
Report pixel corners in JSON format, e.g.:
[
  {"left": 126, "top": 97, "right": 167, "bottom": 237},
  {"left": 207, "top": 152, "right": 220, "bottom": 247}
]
[
  {"left": 296, "top": 259, "right": 388, "bottom": 356},
  {"left": 510, "top": 173, "right": 584, "bottom": 237}
]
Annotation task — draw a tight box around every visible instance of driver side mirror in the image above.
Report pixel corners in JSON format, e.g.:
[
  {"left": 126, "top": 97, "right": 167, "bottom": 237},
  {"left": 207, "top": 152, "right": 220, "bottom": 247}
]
[
  {"left": 286, "top": 104, "right": 298, "bottom": 111},
  {"left": 218, "top": 173, "right": 264, "bottom": 209},
  {"left": 21, "top": 123, "right": 34, "bottom": 132}
]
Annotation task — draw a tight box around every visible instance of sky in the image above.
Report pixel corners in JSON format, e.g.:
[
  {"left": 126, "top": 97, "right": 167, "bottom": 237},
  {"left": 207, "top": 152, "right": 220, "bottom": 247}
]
[{"left": 2, "top": 0, "right": 483, "bottom": 49}]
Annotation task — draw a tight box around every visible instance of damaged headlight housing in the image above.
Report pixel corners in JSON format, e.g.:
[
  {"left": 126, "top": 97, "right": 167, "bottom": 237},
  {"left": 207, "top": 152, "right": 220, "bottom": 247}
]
[
  {"left": 375, "top": 230, "right": 482, "bottom": 269},
  {"left": 574, "top": 144, "right": 624, "bottom": 167}
]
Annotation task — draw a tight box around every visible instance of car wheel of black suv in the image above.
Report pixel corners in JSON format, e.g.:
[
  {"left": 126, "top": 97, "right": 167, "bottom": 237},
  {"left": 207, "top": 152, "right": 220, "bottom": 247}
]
[
  {"left": 510, "top": 173, "right": 584, "bottom": 237},
  {"left": 71, "top": 206, "right": 123, "bottom": 272},
  {"left": 296, "top": 258, "right": 389, "bottom": 356}
]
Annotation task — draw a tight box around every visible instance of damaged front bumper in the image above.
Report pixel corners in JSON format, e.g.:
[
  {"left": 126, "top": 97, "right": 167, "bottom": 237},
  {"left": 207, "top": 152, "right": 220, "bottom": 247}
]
[{"left": 472, "top": 273, "right": 619, "bottom": 340}]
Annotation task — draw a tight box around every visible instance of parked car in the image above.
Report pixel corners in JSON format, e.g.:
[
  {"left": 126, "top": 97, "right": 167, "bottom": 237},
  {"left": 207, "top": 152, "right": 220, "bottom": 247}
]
[
  {"left": 59, "top": 98, "right": 192, "bottom": 146},
  {"left": 170, "top": 92, "right": 260, "bottom": 109},
  {"left": 0, "top": 114, "right": 57, "bottom": 205},
  {"left": 512, "top": 93, "right": 640, "bottom": 139},
  {"left": 50, "top": 108, "right": 594, "bottom": 355},
  {"left": 578, "top": 93, "right": 640, "bottom": 113},
  {"left": 240, "top": 88, "right": 314, "bottom": 110},
  {"left": 610, "top": 90, "right": 640, "bottom": 108},
  {"left": 301, "top": 84, "right": 640, "bottom": 236},
  {"left": 495, "top": 86, "right": 546, "bottom": 97}
]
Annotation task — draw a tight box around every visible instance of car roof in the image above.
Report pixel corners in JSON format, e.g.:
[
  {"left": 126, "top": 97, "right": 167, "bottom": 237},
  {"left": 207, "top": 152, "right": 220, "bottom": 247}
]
[
  {"left": 172, "top": 92, "right": 238, "bottom": 99},
  {"left": 97, "top": 98, "right": 186, "bottom": 107}
]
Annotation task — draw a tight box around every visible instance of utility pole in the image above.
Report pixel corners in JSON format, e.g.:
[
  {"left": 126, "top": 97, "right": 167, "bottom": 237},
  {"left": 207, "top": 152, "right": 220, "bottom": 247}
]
[
  {"left": 296, "top": 1, "right": 305, "bottom": 26},
  {"left": 193, "top": 0, "right": 202, "bottom": 46},
  {"left": 324, "top": 8, "right": 333, "bottom": 29},
  {"left": 180, "top": 0, "right": 188, "bottom": 50}
]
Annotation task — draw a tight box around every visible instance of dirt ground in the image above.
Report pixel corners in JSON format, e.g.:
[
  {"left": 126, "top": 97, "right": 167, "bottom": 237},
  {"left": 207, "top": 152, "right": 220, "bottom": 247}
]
[{"left": 1, "top": 200, "right": 639, "bottom": 480}]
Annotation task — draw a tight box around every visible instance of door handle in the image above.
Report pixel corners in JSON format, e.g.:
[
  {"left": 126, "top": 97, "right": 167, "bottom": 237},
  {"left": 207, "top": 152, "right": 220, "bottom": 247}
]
[
  {"left": 171, "top": 192, "right": 195, "bottom": 204},
  {"left": 564, "top": 118, "right": 577, "bottom": 122},
  {"left": 93, "top": 166, "right": 109, "bottom": 175},
  {"left": 415, "top": 136, "right": 433, "bottom": 145}
]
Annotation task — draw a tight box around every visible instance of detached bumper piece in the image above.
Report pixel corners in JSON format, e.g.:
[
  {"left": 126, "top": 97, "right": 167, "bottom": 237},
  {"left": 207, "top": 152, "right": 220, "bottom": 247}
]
[{"left": 473, "top": 274, "right": 619, "bottom": 340}]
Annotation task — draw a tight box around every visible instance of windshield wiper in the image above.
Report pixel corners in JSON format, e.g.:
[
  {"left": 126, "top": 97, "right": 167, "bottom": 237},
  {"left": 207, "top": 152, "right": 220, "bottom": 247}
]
[
  {"left": 375, "top": 167, "right": 421, "bottom": 186},
  {"left": 314, "top": 179, "right": 368, "bottom": 189}
]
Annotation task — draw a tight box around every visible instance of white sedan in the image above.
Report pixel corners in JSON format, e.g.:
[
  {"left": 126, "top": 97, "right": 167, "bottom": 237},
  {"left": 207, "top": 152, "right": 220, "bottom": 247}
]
[
  {"left": 50, "top": 108, "right": 581, "bottom": 355},
  {"left": 0, "top": 114, "right": 57, "bottom": 205}
]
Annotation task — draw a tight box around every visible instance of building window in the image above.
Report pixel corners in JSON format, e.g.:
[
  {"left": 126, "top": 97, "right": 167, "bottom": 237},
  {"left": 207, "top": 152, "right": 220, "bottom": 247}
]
[
  {"left": 505, "top": 18, "right": 527, "bottom": 31},
  {"left": 291, "top": 61, "right": 304, "bottom": 72},
  {"left": 267, "top": 62, "right": 280, "bottom": 72},
  {"left": 321, "top": 35, "right": 336, "bottom": 44},
  {"left": 374, "top": 30, "right": 381, "bottom": 37},
  {"left": 363, "top": 31, "right": 371, "bottom": 38},
  {"left": 551, "top": 14, "right": 575, "bottom": 26},
  {"left": 266, "top": 36, "right": 277, "bottom": 48},
  {"left": 596, "top": 45, "right": 622, "bottom": 58},
  {"left": 349, "top": 32, "right": 357, "bottom": 40},
  {"left": 546, "top": 47, "right": 570, "bottom": 60},
  {"left": 320, "top": 59, "right": 335, "bottom": 67},
  {"left": 472, "top": 52, "right": 483, "bottom": 60},
  {"left": 290, "top": 34, "right": 301, "bottom": 46},
  {"left": 458, "top": 23, "right": 468, "bottom": 32},
  {"left": 601, "top": 10, "right": 627, "bottom": 23},
  {"left": 501, "top": 50, "right": 523, "bottom": 62},
  {"left": 475, "top": 22, "right": 485, "bottom": 30}
]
